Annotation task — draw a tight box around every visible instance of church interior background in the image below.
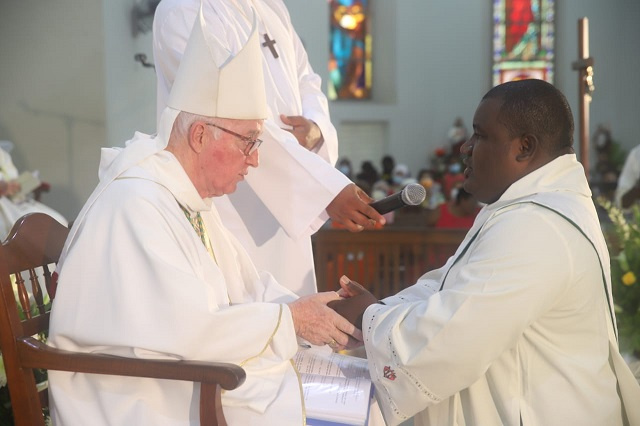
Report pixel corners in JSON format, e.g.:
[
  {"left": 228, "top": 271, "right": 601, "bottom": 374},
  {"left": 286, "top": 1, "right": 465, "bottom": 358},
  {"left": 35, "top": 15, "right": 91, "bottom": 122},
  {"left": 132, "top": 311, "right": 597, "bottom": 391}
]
[{"left": 0, "top": 0, "right": 638, "bottom": 222}]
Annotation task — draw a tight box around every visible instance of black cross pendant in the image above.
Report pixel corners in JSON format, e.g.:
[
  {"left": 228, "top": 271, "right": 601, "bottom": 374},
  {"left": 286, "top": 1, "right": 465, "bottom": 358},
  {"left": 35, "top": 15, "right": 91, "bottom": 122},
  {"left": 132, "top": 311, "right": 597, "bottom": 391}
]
[{"left": 262, "top": 33, "right": 279, "bottom": 59}]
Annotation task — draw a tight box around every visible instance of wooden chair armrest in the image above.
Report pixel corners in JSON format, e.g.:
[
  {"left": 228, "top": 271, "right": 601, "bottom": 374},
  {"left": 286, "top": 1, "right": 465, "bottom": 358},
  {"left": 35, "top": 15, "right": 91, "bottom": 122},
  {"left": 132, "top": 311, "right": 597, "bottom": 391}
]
[{"left": 17, "top": 338, "right": 246, "bottom": 390}]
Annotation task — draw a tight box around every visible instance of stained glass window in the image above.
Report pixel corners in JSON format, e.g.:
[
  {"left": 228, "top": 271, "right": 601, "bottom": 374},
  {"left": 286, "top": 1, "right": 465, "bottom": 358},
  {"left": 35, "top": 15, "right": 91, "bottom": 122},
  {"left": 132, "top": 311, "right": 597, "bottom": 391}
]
[
  {"left": 493, "top": 0, "right": 555, "bottom": 86},
  {"left": 328, "top": 0, "right": 371, "bottom": 100}
]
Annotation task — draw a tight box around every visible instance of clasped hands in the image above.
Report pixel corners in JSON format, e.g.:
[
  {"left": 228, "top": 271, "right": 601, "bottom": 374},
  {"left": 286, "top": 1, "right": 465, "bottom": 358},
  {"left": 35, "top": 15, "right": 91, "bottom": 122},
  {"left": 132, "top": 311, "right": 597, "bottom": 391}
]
[
  {"left": 288, "top": 276, "right": 378, "bottom": 351},
  {"left": 328, "top": 275, "right": 379, "bottom": 330}
]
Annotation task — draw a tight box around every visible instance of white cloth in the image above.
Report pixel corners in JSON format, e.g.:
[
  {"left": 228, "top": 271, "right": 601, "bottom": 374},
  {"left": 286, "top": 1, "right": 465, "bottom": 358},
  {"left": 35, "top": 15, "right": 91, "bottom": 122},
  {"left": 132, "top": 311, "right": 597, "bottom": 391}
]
[
  {"left": 615, "top": 144, "right": 640, "bottom": 208},
  {"left": 48, "top": 147, "right": 305, "bottom": 425},
  {"left": 363, "top": 155, "right": 628, "bottom": 426},
  {"left": 153, "top": 0, "right": 350, "bottom": 296},
  {"left": 0, "top": 148, "right": 67, "bottom": 237}
]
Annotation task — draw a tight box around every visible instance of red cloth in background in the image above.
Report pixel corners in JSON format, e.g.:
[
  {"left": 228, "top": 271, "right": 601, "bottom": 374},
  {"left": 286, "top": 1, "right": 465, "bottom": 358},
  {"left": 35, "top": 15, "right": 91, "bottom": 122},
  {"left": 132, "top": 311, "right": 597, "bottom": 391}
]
[{"left": 435, "top": 203, "right": 478, "bottom": 229}]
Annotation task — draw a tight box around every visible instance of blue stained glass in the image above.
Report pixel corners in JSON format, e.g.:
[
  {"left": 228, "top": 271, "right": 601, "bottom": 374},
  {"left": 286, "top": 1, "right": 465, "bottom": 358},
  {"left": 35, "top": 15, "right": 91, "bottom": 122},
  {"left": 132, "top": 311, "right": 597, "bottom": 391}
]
[{"left": 328, "top": 0, "right": 371, "bottom": 100}]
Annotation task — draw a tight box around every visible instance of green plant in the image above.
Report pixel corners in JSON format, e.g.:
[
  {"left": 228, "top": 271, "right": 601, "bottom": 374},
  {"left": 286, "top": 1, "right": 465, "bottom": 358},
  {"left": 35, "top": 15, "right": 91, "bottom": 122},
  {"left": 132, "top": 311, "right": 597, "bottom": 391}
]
[{"left": 599, "top": 198, "right": 640, "bottom": 354}]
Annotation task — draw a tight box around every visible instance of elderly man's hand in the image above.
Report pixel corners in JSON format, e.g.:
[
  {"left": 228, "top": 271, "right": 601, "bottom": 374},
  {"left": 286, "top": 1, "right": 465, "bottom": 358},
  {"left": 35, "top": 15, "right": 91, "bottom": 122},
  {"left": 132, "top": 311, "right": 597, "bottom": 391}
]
[
  {"left": 280, "top": 114, "right": 323, "bottom": 151},
  {"left": 327, "top": 184, "right": 386, "bottom": 232},
  {"left": 288, "top": 291, "right": 363, "bottom": 351},
  {"left": 0, "top": 180, "right": 21, "bottom": 197},
  {"left": 328, "top": 276, "right": 379, "bottom": 329}
]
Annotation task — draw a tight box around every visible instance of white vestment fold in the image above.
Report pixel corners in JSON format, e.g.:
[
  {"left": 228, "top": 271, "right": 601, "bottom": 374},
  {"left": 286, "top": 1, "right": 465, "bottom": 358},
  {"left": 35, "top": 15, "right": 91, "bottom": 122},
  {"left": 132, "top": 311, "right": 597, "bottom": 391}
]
[
  {"left": 48, "top": 147, "right": 305, "bottom": 425},
  {"left": 363, "top": 155, "right": 629, "bottom": 426},
  {"left": 153, "top": 0, "right": 350, "bottom": 296}
]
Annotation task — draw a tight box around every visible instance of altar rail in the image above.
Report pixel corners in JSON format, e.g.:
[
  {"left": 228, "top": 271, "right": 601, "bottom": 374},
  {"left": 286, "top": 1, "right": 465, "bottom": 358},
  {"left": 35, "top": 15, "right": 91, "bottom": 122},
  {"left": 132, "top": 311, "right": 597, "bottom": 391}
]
[{"left": 312, "top": 227, "right": 467, "bottom": 299}]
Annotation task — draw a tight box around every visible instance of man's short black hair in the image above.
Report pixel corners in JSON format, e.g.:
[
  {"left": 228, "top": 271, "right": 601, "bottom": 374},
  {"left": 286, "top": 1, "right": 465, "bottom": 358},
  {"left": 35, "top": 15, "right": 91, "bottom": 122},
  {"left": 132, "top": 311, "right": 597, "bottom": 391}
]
[{"left": 482, "top": 79, "right": 574, "bottom": 155}]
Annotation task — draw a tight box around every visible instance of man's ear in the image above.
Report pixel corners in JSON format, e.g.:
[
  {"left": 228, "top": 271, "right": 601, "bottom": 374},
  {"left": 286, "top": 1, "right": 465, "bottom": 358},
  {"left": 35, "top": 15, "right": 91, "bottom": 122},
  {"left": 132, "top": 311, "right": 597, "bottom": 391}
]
[
  {"left": 515, "top": 133, "right": 538, "bottom": 162},
  {"left": 188, "top": 121, "right": 206, "bottom": 153}
]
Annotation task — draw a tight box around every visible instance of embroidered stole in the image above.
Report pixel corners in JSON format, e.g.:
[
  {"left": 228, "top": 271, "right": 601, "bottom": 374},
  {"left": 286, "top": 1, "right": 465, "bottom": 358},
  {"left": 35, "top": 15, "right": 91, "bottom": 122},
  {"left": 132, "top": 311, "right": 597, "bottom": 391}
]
[{"left": 179, "top": 204, "right": 217, "bottom": 263}]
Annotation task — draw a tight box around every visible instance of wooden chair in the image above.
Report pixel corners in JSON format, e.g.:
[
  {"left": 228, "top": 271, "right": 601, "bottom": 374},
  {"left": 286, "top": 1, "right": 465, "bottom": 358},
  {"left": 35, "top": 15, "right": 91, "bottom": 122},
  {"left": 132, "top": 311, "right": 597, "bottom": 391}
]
[{"left": 0, "top": 213, "right": 245, "bottom": 426}]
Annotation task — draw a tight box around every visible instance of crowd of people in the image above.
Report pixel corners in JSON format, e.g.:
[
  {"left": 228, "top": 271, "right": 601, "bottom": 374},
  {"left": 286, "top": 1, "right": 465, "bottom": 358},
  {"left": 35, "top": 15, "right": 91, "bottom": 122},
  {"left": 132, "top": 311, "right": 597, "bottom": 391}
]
[{"left": 336, "top": 150, "right": 481, "bottom": 229}]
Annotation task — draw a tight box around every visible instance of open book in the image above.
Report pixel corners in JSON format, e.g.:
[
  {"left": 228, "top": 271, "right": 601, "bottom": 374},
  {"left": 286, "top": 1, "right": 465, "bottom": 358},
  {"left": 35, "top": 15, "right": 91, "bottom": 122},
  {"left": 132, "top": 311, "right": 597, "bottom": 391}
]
[{"left": 294, "top": 346, "right": 373, "bottom": 426}]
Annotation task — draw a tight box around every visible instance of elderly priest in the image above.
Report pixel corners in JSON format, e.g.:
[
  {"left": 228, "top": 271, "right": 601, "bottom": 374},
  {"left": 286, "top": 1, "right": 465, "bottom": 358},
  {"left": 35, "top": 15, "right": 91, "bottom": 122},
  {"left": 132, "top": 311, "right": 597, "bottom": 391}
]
[{"left": 47, "top": 8, "right": 359, "bottom": 426}]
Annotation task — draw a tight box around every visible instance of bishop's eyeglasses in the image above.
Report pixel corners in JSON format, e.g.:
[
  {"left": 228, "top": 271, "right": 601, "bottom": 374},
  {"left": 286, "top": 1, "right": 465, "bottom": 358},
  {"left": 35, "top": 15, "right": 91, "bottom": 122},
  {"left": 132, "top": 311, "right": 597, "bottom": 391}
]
[{"left": 206, "top": 123, "right": 263, "bottom": 156}]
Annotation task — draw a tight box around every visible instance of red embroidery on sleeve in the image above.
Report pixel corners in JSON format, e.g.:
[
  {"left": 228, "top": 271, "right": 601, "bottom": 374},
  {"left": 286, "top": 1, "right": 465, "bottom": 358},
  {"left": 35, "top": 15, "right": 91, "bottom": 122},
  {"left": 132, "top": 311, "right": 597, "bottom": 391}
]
[{"left": 383, "top": 366, "right": 396, "bottom": 381}]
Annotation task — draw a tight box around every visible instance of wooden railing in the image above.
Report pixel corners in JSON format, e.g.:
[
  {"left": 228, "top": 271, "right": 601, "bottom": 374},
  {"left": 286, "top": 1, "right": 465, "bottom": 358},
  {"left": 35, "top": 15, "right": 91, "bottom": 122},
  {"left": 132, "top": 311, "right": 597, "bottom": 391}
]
[{"left": 312, "top": 227, "right": 467, "bottom": 299}]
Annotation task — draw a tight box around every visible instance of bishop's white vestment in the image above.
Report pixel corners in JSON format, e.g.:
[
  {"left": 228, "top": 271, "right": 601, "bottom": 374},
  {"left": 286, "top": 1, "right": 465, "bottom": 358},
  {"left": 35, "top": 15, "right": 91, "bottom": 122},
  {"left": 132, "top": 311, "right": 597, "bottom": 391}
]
[
  {"left": 153, "top": 0, "right": 350, "bottom": 296},
  {"left": 48, "top": 123, "right": 305, "bottom": 425},
  {"left": 363, "top": 155, "right": 629, "bottom": 425}
]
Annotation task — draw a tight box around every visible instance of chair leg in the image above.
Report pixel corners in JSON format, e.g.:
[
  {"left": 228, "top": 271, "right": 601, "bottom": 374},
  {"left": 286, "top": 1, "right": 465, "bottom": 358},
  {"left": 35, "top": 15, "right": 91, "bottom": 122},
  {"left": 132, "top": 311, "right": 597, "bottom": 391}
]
[{"left": 199, "top": 383, "right": 226, "bottom": 426}]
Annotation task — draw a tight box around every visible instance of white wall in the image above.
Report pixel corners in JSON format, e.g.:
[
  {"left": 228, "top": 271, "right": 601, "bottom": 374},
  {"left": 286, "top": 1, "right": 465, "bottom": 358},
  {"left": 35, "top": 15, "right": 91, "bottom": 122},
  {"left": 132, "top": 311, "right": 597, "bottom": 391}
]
[
  {"left": 0, "top": 0, "right": 105, "bottom": 220},
  {"left": 102, "top": 0, "right": 157, "bottom": 147},
  {"left": 556, "top": 1, "right": 640, "bottom": 166}
]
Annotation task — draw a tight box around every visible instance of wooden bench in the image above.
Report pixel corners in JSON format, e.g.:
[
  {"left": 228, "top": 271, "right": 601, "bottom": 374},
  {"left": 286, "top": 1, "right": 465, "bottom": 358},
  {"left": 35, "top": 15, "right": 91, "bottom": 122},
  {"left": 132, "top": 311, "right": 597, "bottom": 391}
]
[{"left": 312, "top": 227, "right": 467, "bottom": 299}]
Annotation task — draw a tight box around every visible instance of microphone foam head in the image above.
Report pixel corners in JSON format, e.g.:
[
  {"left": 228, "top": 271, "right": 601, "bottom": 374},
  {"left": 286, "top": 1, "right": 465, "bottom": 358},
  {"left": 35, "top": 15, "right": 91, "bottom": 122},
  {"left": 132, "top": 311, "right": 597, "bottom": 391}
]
[{"left": 401, "top": 183, "right": 427, "bottom": 206}]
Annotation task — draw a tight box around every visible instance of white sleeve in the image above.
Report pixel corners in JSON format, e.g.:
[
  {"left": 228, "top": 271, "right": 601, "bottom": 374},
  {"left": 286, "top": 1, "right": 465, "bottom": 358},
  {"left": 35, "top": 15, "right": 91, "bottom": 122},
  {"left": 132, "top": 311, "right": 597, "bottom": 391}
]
[
  {"left": 290, "top": 27, "right": 339, "bottom": 165},
  {"left": 245, "top": 5, "right": 343, "bottom": 237},
  {"left": 245, "top": 120, "right": 350, "bottom": 239}
]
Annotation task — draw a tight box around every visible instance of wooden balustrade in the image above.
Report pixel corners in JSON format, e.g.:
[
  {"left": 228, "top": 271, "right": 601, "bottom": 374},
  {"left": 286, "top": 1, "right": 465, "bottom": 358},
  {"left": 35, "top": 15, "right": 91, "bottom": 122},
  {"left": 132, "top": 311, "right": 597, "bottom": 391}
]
[{"left": 312, "top": 227, "right": 467, "bottom": 299}]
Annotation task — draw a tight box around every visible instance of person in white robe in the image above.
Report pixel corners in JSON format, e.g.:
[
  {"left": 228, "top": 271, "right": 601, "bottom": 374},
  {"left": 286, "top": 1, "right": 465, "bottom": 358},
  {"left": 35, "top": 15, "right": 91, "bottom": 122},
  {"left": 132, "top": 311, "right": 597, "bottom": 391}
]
[
  {"left": 0, "top": 145, "right": 67, "bottom": 238},
  {"left": 153, "top": 0, "right": 385, "bottom": 297},
  {"left": 329, "top": 79, "right": 640, "bottom": 425},
  {"left": 615, "top": 144, "right": 640, "bottom": 209},
  {"left": 48, "top": 10, "right": 360, "bottom": 425}
]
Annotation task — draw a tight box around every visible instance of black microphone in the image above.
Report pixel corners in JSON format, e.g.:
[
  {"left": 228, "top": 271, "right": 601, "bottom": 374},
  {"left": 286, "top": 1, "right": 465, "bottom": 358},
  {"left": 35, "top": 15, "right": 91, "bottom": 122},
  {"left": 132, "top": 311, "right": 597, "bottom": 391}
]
[{"left": 370, "top": 183, "right": 426, "bottom": 215}]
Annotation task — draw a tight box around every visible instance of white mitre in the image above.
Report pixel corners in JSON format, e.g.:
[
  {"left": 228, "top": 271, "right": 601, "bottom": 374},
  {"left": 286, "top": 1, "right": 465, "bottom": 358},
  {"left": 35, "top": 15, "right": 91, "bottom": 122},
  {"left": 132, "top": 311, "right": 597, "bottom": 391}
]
[{"left": 167, "top": 5, "right": 267, "bottom": 120}]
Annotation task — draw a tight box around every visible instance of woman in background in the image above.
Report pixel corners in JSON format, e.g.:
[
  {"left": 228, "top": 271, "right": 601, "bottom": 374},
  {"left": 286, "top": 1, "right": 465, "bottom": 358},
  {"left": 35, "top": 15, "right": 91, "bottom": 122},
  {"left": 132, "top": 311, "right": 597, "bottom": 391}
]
[{"left": 428, "top": 184, "right": 480, "bottom": 229}]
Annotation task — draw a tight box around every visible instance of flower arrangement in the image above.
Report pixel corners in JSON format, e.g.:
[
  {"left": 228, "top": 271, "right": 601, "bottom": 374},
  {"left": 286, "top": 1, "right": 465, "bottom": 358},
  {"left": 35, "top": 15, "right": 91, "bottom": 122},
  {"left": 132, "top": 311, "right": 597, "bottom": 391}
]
[{"left": 599, "top": 198, "right": 640, "bottom": 355}]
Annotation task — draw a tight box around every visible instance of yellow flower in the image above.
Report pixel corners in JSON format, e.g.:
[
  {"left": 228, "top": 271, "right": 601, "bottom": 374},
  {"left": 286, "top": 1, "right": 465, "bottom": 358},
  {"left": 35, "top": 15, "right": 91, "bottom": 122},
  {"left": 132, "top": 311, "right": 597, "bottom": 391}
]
[{"left": 622, "top": 271, "right": 636, "bottom": 286}]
